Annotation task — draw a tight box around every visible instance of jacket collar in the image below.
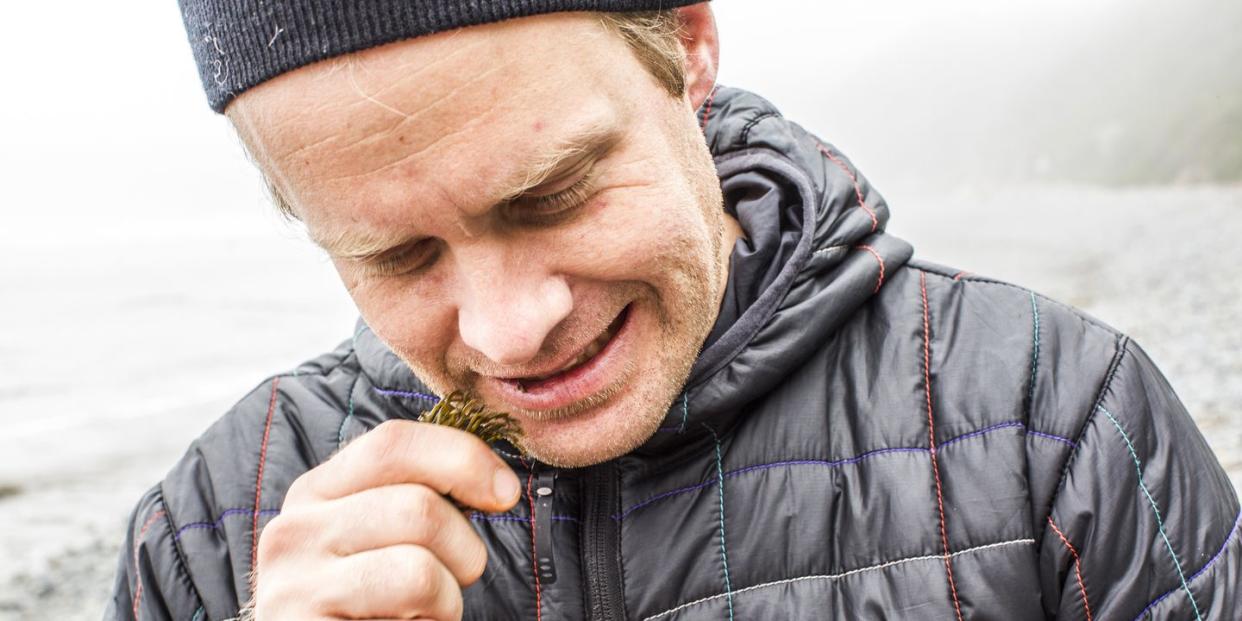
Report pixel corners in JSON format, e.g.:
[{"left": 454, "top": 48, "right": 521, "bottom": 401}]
[{"left": 352, "top": 87, "right": 914, "bottom": 457}]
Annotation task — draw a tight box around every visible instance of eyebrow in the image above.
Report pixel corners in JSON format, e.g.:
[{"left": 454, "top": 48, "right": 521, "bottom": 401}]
[
  {"left": 312, "top": 226, "right": 414, "bottom": 261},
  {"left": 313, "top": 119, "right": 621, "bottom": 261},
  {"left": 496, "top": 121, "right": 620, "bottom": 203}
]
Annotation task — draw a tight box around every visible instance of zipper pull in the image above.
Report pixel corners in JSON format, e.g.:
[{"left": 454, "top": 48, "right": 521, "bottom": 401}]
[{"left": 532, "top": 469, "right": 558, "bottom": 585}]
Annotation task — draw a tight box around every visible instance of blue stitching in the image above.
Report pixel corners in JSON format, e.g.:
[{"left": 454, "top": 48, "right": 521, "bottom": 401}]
[
  {"left": 704, "top": 424, "right": 735, "bottom": 620},
  {"left": 1027, "top": 429, "right": 1076, "bottom": 448},
  {"left": 1100, "top": 405, "right": 1202, "bottom": 620},
  {"left": 1133, "top": 508, "right": 1242, "bottom": 619},
  {"left": 616, "top": 421, "right": 1074, "bottom": 520},
  {"left": 938, "top": 421, "right": 1024, "bottom": 448},
  {"left": 372, "top": 386, "right": 440, "bottom": 402},
  {"left": 191, "top": 606, "right": 205, "bottom": 621},
  {"left": 175, "top": 508, "right": 281, "bottom": 541},
  {"left": 469, "top": 514, "right": 580, "bottom": 524},
  {"left": 1028, "top": 292, "right": 1040, "bottom": 419}
]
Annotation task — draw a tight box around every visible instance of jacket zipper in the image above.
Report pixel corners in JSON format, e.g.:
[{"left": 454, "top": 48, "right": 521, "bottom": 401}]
[
  {"left": 580, "top": 463, "right": 626, "bottom": 621},
  {"left": 532, "top": 469, "right": 558, "bottom": 585}
]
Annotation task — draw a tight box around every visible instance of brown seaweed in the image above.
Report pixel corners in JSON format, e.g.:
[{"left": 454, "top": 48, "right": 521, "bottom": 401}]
[{"left": 417, "top": 391, "right": 523, "bottom": 445}]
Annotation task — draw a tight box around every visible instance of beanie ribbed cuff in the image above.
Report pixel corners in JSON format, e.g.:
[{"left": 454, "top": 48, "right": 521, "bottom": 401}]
[{"left": 178, "top": 0, "right": 704, "bottom": 112}]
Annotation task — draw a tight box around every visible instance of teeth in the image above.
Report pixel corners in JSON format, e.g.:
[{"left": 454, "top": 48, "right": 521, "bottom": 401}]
[{"left": 523, "top": 321, "right": 620, "bottom": 382}]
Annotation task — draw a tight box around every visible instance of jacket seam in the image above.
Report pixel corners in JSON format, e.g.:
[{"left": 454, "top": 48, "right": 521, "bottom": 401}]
[
  {"left": 615, "top": 419, "right": 1062, "bottom": 520},
  {"left": 1098, "top": 404, "right": 1202, "bottom": 618},
  {"left": 1039, "top": 334, "right": 1130, "bottom": 547},
  {"left": 738, "top": 112, "right": 778, "bottom": 146},
  {"left": 641, "top": 537, "right": 1036, "bottom": 621},
  {"left": 916, "top": 265, "right": 1120, "bottom": 337},
  {"left": 335, "top": 351, "right": 364, "bottom": 450},
  {"left": 159, "top": 482, "right": 210, "bottom": 621},
  {"left": 1133, "top": 507, "right": 1242, "bottom": 619}
]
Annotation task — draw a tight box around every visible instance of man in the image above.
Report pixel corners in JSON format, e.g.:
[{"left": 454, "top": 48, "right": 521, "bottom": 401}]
[{"left": 110, "top": 1, "right": 1240, "bottom": 619}]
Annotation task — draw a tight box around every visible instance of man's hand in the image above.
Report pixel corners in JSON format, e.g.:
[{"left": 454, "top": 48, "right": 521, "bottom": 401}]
[{"left": 251, "top": 420, "right": 522, "bottom": 620}]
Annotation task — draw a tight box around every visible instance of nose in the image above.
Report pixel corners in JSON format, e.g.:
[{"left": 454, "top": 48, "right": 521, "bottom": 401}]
[{"left": 455, "top": 246, "right": 573, "bottom": 367}]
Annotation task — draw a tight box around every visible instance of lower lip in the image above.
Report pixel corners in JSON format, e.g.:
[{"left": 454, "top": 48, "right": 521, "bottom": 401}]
[{"left": 488, "top": 306, "right": 634, "bottom": 413}]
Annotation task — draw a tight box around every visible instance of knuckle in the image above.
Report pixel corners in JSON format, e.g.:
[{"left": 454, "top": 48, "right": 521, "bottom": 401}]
[
  {"left": 402, "top": 547, "right": 441, "bottom": 599},
  {"left": 255, "top": 514, "right": 298, "bottom": 564},
  {"left": 402, "top": 485, "right": 441, "bottom": 532},
  {"left": 284, "top": 472, "right": 314, "bottom": 503},
  {"left": 369, "top": 420, "right": 419, "bottom": 465}
]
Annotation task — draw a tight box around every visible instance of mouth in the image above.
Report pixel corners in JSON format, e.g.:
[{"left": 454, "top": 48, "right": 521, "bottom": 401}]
[{"left": 487, "top": 304, "right": 634, "bottom": 415}]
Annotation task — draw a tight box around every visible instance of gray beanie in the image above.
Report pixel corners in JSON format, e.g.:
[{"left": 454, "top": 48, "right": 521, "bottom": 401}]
[{"left": 179, "top": 0, "right": 703, "bottom": 113}]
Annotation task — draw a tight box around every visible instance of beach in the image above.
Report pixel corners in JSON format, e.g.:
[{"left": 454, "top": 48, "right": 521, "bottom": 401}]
[{"left": 1, "top": 183, "right": 1239, "bottom": 619}]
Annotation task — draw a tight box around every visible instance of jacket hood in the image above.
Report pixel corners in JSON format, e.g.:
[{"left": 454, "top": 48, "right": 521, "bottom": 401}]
[{"left": 352, "top": 86, "right": 913, "bottom": 456}]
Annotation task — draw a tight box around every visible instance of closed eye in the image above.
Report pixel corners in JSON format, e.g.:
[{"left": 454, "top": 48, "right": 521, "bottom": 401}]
[
  {"left": 528, "top": 172, "right": 596, "bottom": 215},
  {"left": 360, "top": 239, "right": 441, "bottom": 277}
]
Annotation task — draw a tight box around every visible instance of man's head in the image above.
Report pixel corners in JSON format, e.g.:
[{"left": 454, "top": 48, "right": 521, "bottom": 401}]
[{"left": 226, "top": 5, "right": 738, "bottom": 467}]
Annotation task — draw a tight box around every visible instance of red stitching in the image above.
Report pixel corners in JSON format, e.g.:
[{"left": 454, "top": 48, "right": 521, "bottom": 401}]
[
  {"left": 132, "top": 509, "right": 166, "bottom": 620},
  {"left": 251, "top": 377, "right": 280, "bottom": 574},
  {"left": 1048, "top": 516, "right": 1094, "bottom": 621},
  {"left": 701, "top": 85, "right": 717, "bottom": 132},
  {"left": 952, "top": 271, "right": 970, "bottom": 281},
  {"left": 522, "top": 461, "right": 543, "bottom": 621},
  {"left": 856, "top": 244, "right": 886, "bottom": 293},
  {"left": 816, "top": 143, "right": 879, "bottom": 233},
  {"left": 921, "top": 272, "right": 964, "bottom": 621}
]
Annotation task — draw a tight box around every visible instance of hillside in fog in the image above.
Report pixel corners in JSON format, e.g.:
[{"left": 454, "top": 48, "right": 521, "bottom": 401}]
[
  {"left": 726, "top": 0, "right": 1242, "bottom": 190},
  {"left": 998, "top": 0, "right": 1242, "bottom": 185}
]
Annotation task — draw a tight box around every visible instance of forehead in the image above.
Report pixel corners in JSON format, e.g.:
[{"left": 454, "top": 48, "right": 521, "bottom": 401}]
[{"left": 230, "top": 12, "right": 642, "bottom": 228}]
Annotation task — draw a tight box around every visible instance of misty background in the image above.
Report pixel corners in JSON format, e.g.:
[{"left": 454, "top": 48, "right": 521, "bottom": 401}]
[{"left": 1, "top": 0, "right": 1239, "bottom": 617}]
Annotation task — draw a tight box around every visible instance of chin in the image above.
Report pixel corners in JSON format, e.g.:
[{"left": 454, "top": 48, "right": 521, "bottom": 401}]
[{"left": 513, "top": 386, "right": 668, "bottom": 467}]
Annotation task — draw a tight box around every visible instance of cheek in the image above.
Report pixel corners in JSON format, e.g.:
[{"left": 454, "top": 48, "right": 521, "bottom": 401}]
[
  {"left": 559, "top": 187, "right": 715, "bottom": 284},
  {"left": 337, "top": 267, "right": 458, "bottom": 375}
]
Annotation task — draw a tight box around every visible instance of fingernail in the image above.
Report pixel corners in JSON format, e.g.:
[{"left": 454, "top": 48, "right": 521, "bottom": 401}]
[{"left": 493, "top": 468, "right": 520, "bottom": 504}]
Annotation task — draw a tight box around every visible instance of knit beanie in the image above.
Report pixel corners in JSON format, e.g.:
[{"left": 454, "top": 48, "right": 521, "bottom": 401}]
[{"left": 179, "top": 0, "right": 704, "bottom": 112}]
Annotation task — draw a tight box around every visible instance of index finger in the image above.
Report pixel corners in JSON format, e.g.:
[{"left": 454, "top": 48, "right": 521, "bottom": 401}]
[{"left": 287, "top": 420, "right": 521, "bottom": 512}]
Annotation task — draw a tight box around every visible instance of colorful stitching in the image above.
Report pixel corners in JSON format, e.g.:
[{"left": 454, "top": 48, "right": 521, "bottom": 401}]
[
  {"left": 816, "top": 142, "right": 879, "bottom": 233},
  {"left": 337, "top": 373, "right": 362, "bottom": 450},
  {"left": 938, "top": 421, "right": 1025, "bottom": 448},
  {"left": 1099, "top": 405, "right": 1202, "bottom": 619},
  {"left": 1134, "top": 508, "right": 1242, "bottom": 619},
  {"left": 522, "top": 459, "right": 542, "bottom": 621},
  {"left": 922, "top": 271, "right": 965, "bottom": 621},
  {"left": 1027, "top": 430, "right": 1077, "bottom": 448},
  {"left": 704, "top": 425, "right": 735, "bottom": 620},
  {"left": 700, "top": 85, "right": 718, "bottom": 132},
  {"left": 856, "top": 244, "right": 886, "bottom": 293},
  {"left": 1047, "top": 516, "right": 1093, "bottom": 621},
  {"left": 175, "top": 508, "right": 282, "bottom": 541},
  {"left": 191, "top": 606, "right": 205, "bottom": 621},
  {"left": 642, "top": 538, "right": 1036, "bottom": 620},
  {"left": 132, "top": 509, "right": 166, "bottom": 620},
  {"left": 470, "top": 514, "right": 580, "bottom": 524},
  {"left": 372, "top": 386, "right": 439, "bottom": 402},
  {"left": 251, "top": 378, "right": 280, "bottom": 574},
  {"left": 616, "top": 421, "right": 1072, "bottom": 520}
]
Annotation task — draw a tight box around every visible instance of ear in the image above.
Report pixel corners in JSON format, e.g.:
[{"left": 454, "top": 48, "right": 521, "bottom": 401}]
[{"left": 675, "top": 3, "right": 720, "bottom": 110}]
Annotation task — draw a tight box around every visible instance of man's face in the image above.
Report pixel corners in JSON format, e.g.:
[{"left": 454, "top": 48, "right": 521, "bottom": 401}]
[{"left": 229, "top": 13, "right": 733, "bottom": 467}]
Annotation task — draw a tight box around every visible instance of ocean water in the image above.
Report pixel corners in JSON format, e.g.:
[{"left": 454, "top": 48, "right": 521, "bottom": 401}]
[{"left": 3, "top": 182, "right": 1240, "bottom": 619}]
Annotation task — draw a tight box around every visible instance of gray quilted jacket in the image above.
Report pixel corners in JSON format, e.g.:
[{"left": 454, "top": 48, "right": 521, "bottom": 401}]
[{"left": 109, "top": 87, "right": 1241, "bottom": 620}]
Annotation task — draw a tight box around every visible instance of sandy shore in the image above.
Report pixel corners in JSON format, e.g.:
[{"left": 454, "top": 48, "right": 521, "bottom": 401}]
[{"left": 1, "top": 184, "right": 1239, "bottom": 619}]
